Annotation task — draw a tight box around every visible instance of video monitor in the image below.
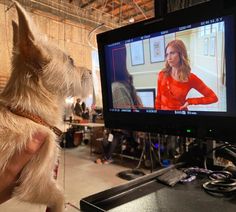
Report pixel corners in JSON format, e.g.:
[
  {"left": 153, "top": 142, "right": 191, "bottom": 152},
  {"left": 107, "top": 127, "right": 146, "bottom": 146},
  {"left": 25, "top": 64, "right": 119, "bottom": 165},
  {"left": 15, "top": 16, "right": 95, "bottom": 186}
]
[
  {"left": 136, "top": 89, "right": 156, "bottom": 109},
  {"left": 97, "top": 2, "right": 236, "bottom": 141}
]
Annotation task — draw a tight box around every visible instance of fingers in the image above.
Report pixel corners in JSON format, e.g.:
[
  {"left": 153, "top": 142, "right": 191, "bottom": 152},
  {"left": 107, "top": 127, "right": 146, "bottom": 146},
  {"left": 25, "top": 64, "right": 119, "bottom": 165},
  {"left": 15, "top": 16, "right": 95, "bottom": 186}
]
[
  {"left": 9, "top": 131, "right": 47, "bottom": 174},
  {"left": 25, "top": 131, "right": 47, "bottom": 154},
  {"left": 0, "top": 131, "right": 48, "bottom": 204}
]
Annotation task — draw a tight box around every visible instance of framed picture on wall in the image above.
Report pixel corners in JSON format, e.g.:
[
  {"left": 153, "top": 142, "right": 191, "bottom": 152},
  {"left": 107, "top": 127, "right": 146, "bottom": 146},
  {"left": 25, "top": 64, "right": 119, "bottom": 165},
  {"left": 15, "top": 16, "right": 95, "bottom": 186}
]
[
  {"left": 149, "top": 36, "right": 165, "bottom": 63},
  {"left": 130, "top": 40, "right": 145, "bottom": 66}
]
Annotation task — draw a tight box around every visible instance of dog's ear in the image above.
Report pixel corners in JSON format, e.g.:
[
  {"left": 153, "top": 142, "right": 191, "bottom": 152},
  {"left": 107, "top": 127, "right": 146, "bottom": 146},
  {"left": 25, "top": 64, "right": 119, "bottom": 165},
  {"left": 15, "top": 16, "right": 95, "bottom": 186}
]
[
  {"left": 14, "top": 1, "right": 49, "bottom": 74},
  {"left": 14, "top": 1, "right": 36, "bottom": 55},
  {"left": 12, "top": 21, "right": 18, "bottom": 47}
]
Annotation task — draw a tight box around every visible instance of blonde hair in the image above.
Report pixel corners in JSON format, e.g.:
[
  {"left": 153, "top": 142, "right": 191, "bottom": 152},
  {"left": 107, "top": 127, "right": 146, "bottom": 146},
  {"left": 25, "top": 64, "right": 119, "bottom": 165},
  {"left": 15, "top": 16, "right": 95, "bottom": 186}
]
[{"left": 163, "top": 39, "right": 191, "bottom": 81}]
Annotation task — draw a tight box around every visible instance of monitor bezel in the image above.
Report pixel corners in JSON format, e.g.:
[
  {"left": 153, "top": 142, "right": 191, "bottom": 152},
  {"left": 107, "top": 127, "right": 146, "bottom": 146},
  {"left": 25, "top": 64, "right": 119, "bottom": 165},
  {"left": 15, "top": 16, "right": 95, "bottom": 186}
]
[{"left": 97, "top": 2, "right": 236, "bottom": 141}]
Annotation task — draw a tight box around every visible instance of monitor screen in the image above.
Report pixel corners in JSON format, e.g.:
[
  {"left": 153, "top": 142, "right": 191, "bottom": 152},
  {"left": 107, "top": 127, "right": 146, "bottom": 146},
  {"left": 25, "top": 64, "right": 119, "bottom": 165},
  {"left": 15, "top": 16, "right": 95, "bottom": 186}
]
[
  {"left": 97, "top": 3, "right": 236, "bottom": 140},
  {"left": 136, "top": 89, "right": 156, "bottom": 109}
]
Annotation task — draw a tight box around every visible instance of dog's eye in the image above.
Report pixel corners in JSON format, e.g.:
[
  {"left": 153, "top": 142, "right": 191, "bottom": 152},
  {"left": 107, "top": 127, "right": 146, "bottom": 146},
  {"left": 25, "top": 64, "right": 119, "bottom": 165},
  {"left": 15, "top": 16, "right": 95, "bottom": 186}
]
[{"left": 68, "top": 56, "right": 74, "bottom": 66}]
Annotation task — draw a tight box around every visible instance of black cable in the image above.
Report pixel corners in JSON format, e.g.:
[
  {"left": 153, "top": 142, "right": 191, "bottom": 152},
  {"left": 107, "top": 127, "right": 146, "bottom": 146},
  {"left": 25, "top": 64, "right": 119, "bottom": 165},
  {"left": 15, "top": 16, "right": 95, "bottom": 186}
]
[
  {"left": 215, "top": 146, "right": 236, "bottom": 166},
  {"left": 204, "top": 142, "right": 235, "bottom": 169},
  {"left": 208, "top": 171, "right": 232, "bottom": 180},
  {"left": 203, "top": 179, "right": 236, "bottom": 196},
  {"left": 207, "top": 142, "right": 229, "bottom": 155},
  {"left": 148, "top": 132, "right": 154, "bottom": 173},
  {"left": 136, "top": 136, "right": 146, "bottom": 169},
  {"left": 158, "top": 134, "right": 166, "bottom": 167},
  {"left": 203, "top": 170, "right": 236, "bottom": 197}
]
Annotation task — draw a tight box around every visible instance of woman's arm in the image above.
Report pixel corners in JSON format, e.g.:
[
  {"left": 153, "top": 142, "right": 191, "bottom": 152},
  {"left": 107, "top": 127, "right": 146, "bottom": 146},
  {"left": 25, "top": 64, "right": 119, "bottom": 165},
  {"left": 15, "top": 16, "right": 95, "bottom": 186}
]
[
  {"left": 0, "top": 131, "right": 47, "bottom": 204},
  {"left": 155, "top": 71, "right": 163, "bottom": 110},
  {"left": 186, "top": 73, "right": 218, "bottom": 105}
]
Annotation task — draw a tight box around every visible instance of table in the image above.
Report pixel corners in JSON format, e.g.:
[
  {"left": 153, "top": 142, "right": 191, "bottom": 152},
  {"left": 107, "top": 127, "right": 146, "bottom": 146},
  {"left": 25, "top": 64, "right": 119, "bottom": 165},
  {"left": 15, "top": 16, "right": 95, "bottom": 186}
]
[
  {"left": 68, "top": 122, "right": 104, "bottom": 127},
  {"left": 69, "top": 122, "right": 105, "bottom": 153},
  {"left": 80, "top": 163, "right": 236, "bottom": 212}
]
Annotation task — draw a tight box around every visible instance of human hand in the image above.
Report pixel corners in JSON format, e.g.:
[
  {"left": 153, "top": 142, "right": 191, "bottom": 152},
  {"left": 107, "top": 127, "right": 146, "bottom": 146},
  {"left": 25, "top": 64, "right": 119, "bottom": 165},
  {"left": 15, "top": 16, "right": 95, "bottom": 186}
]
[
  {"left": 0, "top": 131, "right": 47, "bottom": 204},
  {"left": 179, "top": 102, "right": 189, "bottom": 110}
]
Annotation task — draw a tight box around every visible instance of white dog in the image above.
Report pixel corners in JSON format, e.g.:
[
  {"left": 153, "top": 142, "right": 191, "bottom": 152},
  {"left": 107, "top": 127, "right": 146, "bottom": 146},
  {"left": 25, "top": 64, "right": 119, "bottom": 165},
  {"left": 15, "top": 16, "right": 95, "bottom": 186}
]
[{"left": 0, "top": 1, "right": 92, "bottom": 211}]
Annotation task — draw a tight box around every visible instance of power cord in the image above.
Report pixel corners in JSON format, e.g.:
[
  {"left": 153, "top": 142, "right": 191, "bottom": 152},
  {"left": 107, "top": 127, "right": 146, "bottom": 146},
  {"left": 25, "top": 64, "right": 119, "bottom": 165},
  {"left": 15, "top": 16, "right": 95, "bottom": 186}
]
[
  {"left": 203, "top": 142, "right": 236, "bottom": 169},
  {"left": 180, "top": 167, "right": 236, "bottom": 197},
  {"left": 203, "top": 179, "right": 236, "bottom": 196},
  {"left": 148, "top": 133, "right": 154, "bottom": 173},
  {"left": 203, "top": 170, "right": 236, "bottom": 197}
]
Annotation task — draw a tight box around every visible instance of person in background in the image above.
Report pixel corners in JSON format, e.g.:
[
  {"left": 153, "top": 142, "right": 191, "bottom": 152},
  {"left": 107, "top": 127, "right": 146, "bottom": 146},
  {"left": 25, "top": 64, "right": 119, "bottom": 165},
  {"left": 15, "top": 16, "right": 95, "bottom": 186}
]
[
  {"left": 111, "top": 45, "right": 142, "bottom": 109},
  {"left": 95, "top": 129, "right": 119, "bottom": 164},
  {"left": 95, "top": 129, "right": 134, "bottom": 165},
  {"left": 0, "top": 131, "right": 47, "bottom": 204},
  {"left": 80, "top": 102, "right": 90, "bottom": 120},
  {"left": 82, "top": 107, "right": 90, "bottom": 120},
  {"left": 73, "top": 98, "right": 83, "bottom": 121},
  {"left": 81, "top": 101, "right": 86, "bottom": 112},
  {"left": 73, "top": 98, "right": 83, "bottom": 117},
  {"left": 155, "top": 39, "right": 218, "bottom": 110}
]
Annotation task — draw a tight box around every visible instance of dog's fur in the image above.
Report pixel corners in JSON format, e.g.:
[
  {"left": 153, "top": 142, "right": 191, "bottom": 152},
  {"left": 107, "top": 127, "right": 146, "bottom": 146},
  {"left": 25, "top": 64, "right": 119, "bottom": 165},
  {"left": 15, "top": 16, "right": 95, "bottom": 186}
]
[{"left": 0, "top": 1, "right": 92, "bottom": 211}]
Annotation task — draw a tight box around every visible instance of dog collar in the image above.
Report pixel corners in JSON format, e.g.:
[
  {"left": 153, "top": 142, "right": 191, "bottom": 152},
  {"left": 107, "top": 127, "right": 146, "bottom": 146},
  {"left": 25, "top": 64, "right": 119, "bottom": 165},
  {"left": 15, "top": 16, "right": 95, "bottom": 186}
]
[{"left": 7, "top": 106, "right": 63, "bottom": 137}]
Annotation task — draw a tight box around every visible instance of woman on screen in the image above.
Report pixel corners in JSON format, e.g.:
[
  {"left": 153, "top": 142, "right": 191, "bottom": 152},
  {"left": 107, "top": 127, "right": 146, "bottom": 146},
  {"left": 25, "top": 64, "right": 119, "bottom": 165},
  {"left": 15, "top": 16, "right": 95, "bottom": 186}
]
[
  {"left": 111, "top": 45, "right": 142, "bottom": 109},
  {"left": 155, "top": 39, "right": 218, "bottom": 110}
]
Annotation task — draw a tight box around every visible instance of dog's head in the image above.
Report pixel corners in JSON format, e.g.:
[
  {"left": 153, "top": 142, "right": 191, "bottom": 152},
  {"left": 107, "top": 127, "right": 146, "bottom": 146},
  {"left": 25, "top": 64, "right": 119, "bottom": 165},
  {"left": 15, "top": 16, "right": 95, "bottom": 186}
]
[{"left": 2, "top": 1, "right": 92, "bottom": 110}]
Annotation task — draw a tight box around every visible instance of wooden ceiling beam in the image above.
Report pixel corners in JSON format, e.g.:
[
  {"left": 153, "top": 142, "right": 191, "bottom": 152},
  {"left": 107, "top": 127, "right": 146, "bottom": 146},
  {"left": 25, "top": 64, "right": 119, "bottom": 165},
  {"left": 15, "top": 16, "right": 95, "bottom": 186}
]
[
  {"left": 107, "top": 0, "right": 153, "bottom": 16},
  {"left": 80, "top": 0, "right": 96, "bottom": 8}
]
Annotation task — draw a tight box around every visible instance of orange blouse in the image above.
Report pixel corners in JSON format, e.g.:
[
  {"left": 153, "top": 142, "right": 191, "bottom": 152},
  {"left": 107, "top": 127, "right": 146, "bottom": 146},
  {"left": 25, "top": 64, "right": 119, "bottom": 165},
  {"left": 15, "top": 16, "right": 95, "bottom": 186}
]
[{"left": 155, "top": 71, "right": 218, "bottom": 110}]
